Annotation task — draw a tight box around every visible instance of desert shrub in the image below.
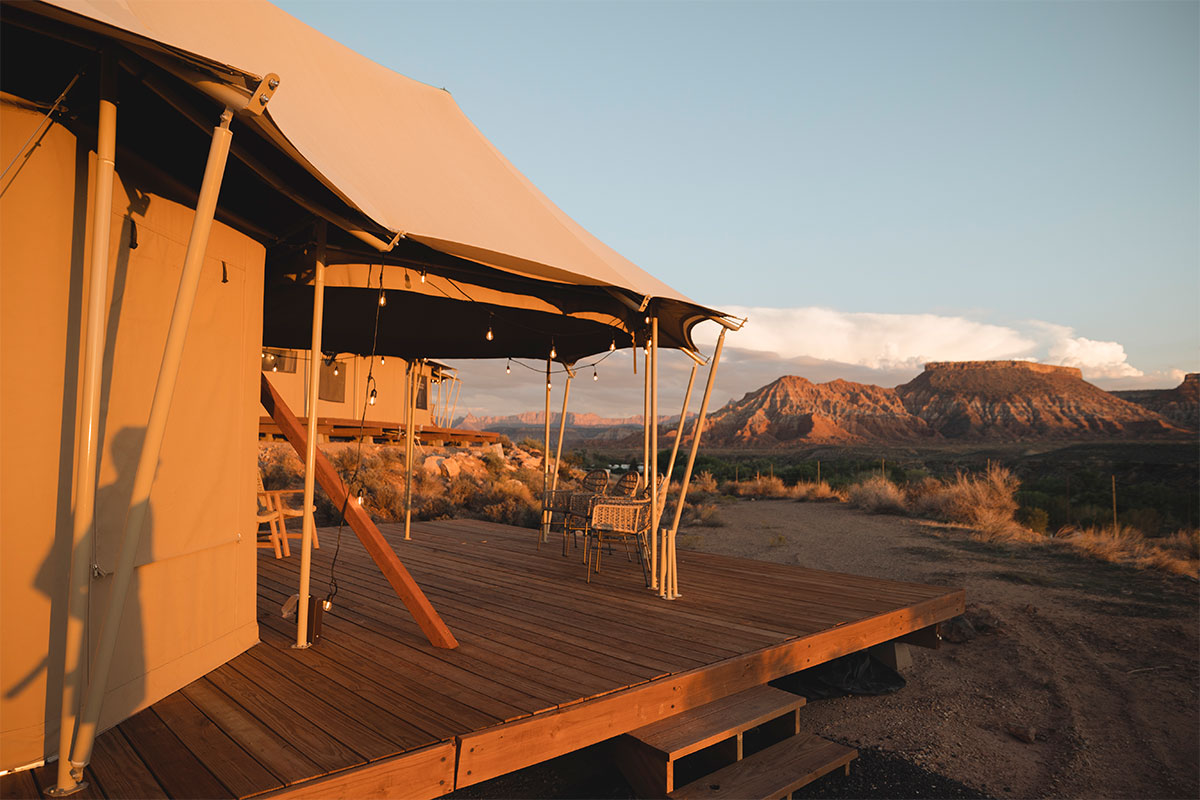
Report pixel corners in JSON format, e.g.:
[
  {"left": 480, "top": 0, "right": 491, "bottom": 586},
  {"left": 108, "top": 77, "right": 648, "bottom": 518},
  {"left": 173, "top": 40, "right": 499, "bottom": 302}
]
[
  {"left": 793, "top": 481, "right": 841, "bottom": 503},
  {"left": 846, "top": 476, "right": 907, "bottom": 514},
  {"left": 723, "top": 475, "right": 791, "bottom": 499},
  {"left": 908, "top": 464, "right": 1021, "bottom": 536},
  {"left": 518, "top": 436, "right": 544, "bottom": 453},
  {"left": 1055, "top": 525, "right": 1198, "bottom": 577},
  {"left": 678, "top": 501, "right": 725, "bottom": 528},
  {"left": 691, "top": 470, "right": 719, "bottom": 494}
]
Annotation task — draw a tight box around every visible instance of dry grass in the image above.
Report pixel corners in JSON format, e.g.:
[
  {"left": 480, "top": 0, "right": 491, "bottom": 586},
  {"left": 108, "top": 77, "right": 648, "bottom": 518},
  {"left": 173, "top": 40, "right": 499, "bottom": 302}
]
[
  {"left": 906, "top": 464, "right": 1026, "bottom": 540},
  {"left": 793, "top": 480, "right": 842, "bottom": 502},
  {"left": 1056, "top": 525, "right": 1199, "bottom": 578},
  {"left": 847, "top": 475, "right": 908, "bottom": 514},
  {"left": 722, "top": 475, "right": 793, "bottom": 499}
]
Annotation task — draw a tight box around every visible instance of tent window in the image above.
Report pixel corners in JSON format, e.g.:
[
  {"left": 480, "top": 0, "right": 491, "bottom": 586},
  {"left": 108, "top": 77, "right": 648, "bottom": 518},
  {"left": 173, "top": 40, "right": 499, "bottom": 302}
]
[
  {"left": 319, "top": 360, "right": 345, "bottom": 402},
  {"left": 262, "top": 348, "right": 297, "bottom": 373},
  {"left": 415, "top": 376, "right": 428, "bottom": 410}
]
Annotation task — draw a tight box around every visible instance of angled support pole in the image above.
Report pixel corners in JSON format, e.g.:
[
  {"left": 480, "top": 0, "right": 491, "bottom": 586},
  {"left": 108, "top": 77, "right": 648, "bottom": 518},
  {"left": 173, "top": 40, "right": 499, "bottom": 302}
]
[
  {"left": 296, "top": 220, "right": 326, "bottom": 649},
  {"left": 262, "top": 374, "right": 458, "bottom": 649},
  {"left": 665, "top": 327, "right": 727, "bottom": 599}
]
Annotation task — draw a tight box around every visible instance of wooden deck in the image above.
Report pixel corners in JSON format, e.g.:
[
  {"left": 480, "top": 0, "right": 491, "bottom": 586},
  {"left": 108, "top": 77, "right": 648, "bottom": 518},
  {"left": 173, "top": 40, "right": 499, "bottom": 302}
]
[{"left": 3, "top": 519, "right": 964, "bottom": 799}]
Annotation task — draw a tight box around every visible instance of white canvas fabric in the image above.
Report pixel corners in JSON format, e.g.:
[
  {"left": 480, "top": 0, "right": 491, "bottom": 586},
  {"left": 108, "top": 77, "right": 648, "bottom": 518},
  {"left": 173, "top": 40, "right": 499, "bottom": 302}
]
[{"left": 38, "top": 0, "right": 718, "bottom": 316}]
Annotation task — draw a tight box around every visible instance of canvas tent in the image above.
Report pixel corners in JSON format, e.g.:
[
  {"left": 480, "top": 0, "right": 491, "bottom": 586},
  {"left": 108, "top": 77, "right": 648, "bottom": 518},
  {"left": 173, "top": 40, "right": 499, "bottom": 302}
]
[{"left": 0, "top": 0, "right": 737, "bottom": 790}]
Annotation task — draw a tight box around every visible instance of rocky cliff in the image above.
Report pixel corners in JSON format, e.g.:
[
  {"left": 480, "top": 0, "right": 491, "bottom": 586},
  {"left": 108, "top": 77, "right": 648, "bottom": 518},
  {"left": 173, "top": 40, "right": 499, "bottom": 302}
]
[
  {"left": 1111, "top": 373, "right": 1199, "bottom": 431},
  {"left": 699, "top": 362, "right": 1186, "bottom": 446}
]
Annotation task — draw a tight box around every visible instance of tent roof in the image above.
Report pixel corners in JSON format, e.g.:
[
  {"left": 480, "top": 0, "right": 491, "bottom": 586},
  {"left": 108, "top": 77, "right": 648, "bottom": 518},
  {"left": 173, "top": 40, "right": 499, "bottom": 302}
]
[{"left": 35, "top": 0, "right": 729, "bottom": 329}]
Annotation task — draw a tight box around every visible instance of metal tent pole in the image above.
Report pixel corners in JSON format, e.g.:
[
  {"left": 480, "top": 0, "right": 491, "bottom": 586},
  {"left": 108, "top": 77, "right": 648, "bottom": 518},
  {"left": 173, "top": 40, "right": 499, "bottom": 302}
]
[
  {"left": 295, "top": 220, "right": 327, "bottom": 649},
  {"left": 665, "top": 327, "right": 727, "bottom": 599},
  {"left": 70, "top": 107, "right": 235, "bottom": 774},
  {"left": 541, "top": 358, "right": 552, "bottom": 545},
  {"left": 551, "top": 367, "right": 573, "bottom": 493},
  {"left": 642, "top": 334, "right": 654, "bottom": 589},
  {"left": 403, "top": 360, "right": 417, "bottom": 540},
  {"left": 663, "top": 363, "right": 697, "bottom": 491},
  {"left": 51, "top": 56, "right": 117, "bottom": 797}
]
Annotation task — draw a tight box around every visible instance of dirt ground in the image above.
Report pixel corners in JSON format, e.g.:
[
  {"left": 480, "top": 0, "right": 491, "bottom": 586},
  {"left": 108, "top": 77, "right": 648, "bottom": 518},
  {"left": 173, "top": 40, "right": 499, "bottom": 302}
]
[{"left": 673, "top": 499, "right": 1199, "bottom": 799}]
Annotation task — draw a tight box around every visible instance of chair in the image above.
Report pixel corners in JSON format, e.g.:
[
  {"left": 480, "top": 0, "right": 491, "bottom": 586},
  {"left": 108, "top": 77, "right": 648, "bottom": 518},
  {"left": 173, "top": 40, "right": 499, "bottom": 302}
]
[
  {"left": 609, "top": 471, "right": 640, "bottom": 497},
  {"left": 562, "top": 469, "right": 609, "bottom": 556},
  {"left": 585, "top": 475, "right": 667, "bottom": 585},
  {"left": 256, "top": 472, "right": 318, "bottom": 558}
]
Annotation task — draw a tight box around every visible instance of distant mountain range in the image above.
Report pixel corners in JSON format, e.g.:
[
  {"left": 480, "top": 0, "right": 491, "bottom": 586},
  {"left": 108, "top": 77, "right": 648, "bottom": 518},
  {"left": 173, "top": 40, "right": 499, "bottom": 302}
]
[
  {"left": 700, "top": 362, "right": 1194, "bottom": 447},
  {"left": 461, "top": 362, "right": 1197, "bottom": 448}
]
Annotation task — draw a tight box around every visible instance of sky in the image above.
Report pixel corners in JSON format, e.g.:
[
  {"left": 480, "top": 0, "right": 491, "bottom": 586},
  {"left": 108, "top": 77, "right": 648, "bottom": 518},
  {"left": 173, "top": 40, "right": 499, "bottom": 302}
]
[{"left": 277, "top": 0, "right": 1198, "bottom": 418}]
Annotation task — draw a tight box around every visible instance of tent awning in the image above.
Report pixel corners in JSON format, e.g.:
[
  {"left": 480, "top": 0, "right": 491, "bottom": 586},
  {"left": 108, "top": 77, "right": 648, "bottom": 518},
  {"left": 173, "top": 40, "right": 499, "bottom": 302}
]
[{"left": 33, "top": 0, "right": 733, "bottom": 341}]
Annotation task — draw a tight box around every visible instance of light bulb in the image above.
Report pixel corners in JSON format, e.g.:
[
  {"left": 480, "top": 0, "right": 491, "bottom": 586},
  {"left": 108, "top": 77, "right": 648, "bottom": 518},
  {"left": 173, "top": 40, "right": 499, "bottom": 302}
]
[
  {"left": 272, "top": 364, "right": 278, "bottom": 372},
  {"left": 593, "top": 369, "right": 598, "bottom": 381},
  {"left": 380, "top": 355, "right": 385, "bottom": 364},
  {"left": 505, "top": 360, "right": 511, "bottom": 375},
  {"left": 420, "top": 270, "right": 426, "bottom": 283},
  {"left": 486, "top": 327, "right": 493, "bottom": 341},
  {"left": 645, "top": 315, "right": 651, "bottom": 324},
  {"left": 333, "top": 364, "right": 339, "bottom": 376},
  {"left": 547, "top": 381, "right": 552, "bottom": 389},
  {"left": 369, "top": 388, "right": 377, "bottom": 405},
  {"left": 322, "top": 598, "right": 333, "bottom": 611},
  {"left": 261, "top": 351, "right": 266, "bottom": 359},
  {"left": 609, "top": 339, "right": 616, "bottom": 351},
  {"left": 549, "top": 344, "right": 556, "bottom": 359},
  {"left": 357, "top": 490, "right": 364, "bottom": 505},
  {"left": 379, "top": 291, "right": 387, "bottom": 306}
]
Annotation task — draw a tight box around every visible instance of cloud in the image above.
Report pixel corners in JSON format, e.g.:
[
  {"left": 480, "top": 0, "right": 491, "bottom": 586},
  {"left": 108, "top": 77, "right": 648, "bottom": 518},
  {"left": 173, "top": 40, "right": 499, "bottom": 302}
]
[
  {"left": 698, "top": 306, "right": 1147, "bottom": 381},
  {"left": 443, "top": 306, "right": 1176, "bottom": 417}
]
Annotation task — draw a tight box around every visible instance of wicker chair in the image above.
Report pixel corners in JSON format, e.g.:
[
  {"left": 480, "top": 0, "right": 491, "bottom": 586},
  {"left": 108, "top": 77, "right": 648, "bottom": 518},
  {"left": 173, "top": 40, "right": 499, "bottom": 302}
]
[
  {"left": 585, "top": 475, "right": 666, "bottom": 584},
  {"left": 559, "top": 469, "right": 609, "bottom": 556},
  {"left": 609, "top": 471, "right": 640, "bottom": 497}
]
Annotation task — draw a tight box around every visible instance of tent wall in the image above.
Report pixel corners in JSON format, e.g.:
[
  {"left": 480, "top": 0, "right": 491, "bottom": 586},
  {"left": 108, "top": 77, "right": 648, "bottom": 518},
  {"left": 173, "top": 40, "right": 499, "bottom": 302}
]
[
  {"left": 262, "top": 354, "right": 435, "bottom": 428},
  {"left": 0, "top": 101, "right": 261, "bottom": 770}
]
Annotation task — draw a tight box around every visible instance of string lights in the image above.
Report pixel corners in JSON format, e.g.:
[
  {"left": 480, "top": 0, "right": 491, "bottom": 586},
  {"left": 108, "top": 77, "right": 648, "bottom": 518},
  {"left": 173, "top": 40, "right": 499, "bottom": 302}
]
[
  {"left": 505, "top": 359, "right": 511, "bottom": 375},
  {"left": 369, "top": 388, "right": 377, "bottom": 405},
  {"left": 378, "top": 290, "right": 387, "bottom": 306},
  {"left": 420, "top": 270, "right": 426, "bottom": 283},
  {"left": 549, "top": 340, "right": 556, "bottom": 360},
  {"left": 593, "top": 367, "right": 598, "bottom": 381}
]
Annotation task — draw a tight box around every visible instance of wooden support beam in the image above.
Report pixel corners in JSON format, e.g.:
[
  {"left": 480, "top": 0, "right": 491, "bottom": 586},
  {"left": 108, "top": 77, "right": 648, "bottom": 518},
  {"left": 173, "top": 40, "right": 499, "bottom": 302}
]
[{"left": 261, "top": 373, "right": 458, "bottom": 650}]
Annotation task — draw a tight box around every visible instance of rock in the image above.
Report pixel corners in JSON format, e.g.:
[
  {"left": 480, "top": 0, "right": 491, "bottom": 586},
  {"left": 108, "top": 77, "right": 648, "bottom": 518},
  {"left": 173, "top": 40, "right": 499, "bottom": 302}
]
[
  {"left": 485, "top": 443, "right": 505, "bottom": 460},
  {"left": 964, "top": 603, "right": 1003, "bottom": 634},
  {"left": 441, "top": 458, "right": 461, "bottom": 478},
  {"left": 940, "top": 615, "right": 977, "bottom": 643},
  {"left": 1006, "top": 723, "right": 1037, "bottom": 744},
  {"left": 421, "top": 456, "right": 443, "bottom": 476},
  {"left": 1021, "top": 603, "right": 1038, "bottom": 615}
]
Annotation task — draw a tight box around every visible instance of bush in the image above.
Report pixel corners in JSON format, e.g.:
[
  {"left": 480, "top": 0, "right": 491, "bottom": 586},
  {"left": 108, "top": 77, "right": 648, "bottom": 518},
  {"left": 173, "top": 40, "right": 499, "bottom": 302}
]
[
  {"left": 847, "top": 476, "right": 907, "bottom": 514},
  {"left": 793, "top": 481, "right": 841, "bottom": 503},
  {"left": 907, "top": 464, "right": 1025, "bottom": 539},
  {"left": 723, "top": 475, "right": 792, "bottom": 499},
  {"left": 1057, "top": 525, "right": 1198, "bottom": 578}
]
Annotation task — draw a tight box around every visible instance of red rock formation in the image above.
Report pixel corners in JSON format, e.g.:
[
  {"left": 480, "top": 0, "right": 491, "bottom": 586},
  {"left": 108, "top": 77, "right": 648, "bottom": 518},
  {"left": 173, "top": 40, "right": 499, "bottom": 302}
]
[{"left": 1111, "top": 374, "right": 1199, "bottom": 431}]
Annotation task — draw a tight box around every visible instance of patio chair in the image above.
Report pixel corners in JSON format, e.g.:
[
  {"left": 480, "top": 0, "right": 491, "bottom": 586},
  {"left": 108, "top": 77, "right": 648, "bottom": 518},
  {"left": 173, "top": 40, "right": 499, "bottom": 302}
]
[
  {"left": 609, "top": 471, "right": 640, "bottom": 497},
  {"left": 562, "top": 469, "right": 609, "bottom": 557},
  {"left": 542, "top": 488, "right": 573, "bottom": 554},
  {"left": 585, "top": 474, "right": 667, "bottom": 585},
  {"left": 256, "top": 472, "right": 318, "bottom": 558}
]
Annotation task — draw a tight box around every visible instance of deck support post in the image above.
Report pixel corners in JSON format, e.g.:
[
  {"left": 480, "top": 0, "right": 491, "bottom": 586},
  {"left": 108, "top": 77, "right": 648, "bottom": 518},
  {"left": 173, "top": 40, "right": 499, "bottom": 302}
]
[
  {"left": 643, "top": 334, "right": 654, "bottom": 588},
  {"left": 51, "top": 55, "right": 117, "bottom": 797},
  {"left": 665, "top": 327, "right": 727, "bottom": 599},
  {"left": 651, "top": 317, "right": 663, "bottom": 596},
  {"left": 69, "top": 106, "right": 235, "bottom": 774},
  {"left": 295, "top": 220, "right": 327, "bottom": 649}
]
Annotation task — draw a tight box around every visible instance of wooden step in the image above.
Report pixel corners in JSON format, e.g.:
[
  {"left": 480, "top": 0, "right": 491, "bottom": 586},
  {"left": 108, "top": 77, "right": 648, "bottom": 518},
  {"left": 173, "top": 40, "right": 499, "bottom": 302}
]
[
  {"left": 668, "top": 733, "right": 857, "bottom": 800},
  {"left": 614, "top": 685, "right": 806, "bottom": 796}
]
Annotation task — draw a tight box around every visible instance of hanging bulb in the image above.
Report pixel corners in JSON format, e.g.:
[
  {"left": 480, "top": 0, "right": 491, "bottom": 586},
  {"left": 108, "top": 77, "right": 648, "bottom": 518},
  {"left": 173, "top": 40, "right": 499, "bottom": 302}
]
[
  {"left": 609, "top": 339, "right": 616, "bottom": 351},
  {"left": 645, "top": 315, "right": 651, "bottom": 324},
  {"left": 486, "top": 326, "right": 493, "bottom": 341},
  {"left": 261, "top": 351, "right": 266, "bottom": 359},
  {"left": 322, "top": 598, "right": 333, "bottom": 611},
  {"left": 357, "top": 490, "right": 364, "bottom": 505},
  {"left": 333, "top": 363, "right": 339, "bottom": 376},
  {"left": 380, "top": 355, "right": 386, "bottom": 364},
  {"left": 369, "top": 388, "right": 377, "bottom": 405},
  {"left": 593, "top": 368, "right": 598, "bottom": 382},
  {"left": 549, "top": 342, "right": 556, "bottom": 359},
  {"left": 420, "top": 270, "right": 426, "bottom": 283},
  {"left": 506, "top": 359, "right": 511, "bottom": 375},
  {"left": 272, "top": 364, "right": 278, "bottom": 372},
  {"left": 547, "top": 380, "right": 552, "bottom": 389},
  {"left": 379, "top": 290, "right": 387, "bottom": 306}
]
